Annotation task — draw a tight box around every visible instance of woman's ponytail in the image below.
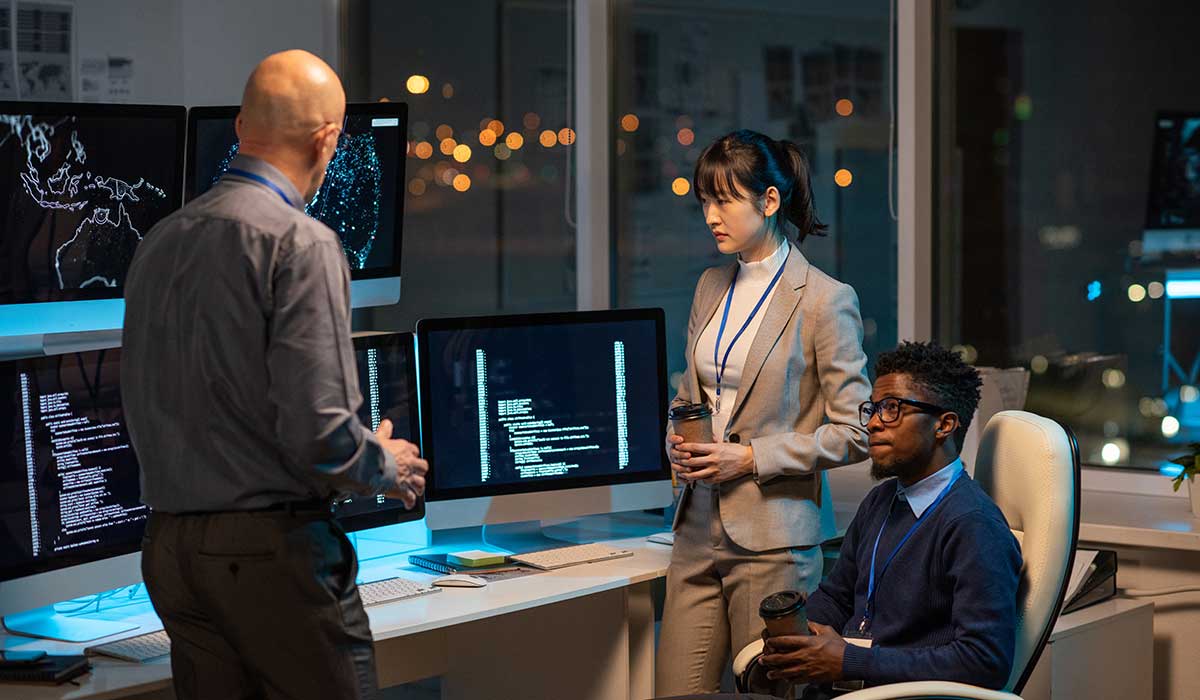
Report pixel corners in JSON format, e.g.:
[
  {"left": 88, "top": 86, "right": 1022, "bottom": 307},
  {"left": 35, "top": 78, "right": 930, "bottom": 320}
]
[{"left": 778, "top": 140, "right": 827, "bottom": 242}]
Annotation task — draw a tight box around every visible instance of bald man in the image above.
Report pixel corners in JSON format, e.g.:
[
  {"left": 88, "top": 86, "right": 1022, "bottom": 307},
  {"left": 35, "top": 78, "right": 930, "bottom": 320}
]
[{"left": 122, "top": 50, "right": 424, "bottom": 699}]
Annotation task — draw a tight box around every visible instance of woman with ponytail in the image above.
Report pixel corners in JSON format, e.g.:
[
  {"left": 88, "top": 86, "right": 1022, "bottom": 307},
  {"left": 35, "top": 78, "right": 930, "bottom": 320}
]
[{"left": 656, "top": 129, "right": 872, "bottom": 695}]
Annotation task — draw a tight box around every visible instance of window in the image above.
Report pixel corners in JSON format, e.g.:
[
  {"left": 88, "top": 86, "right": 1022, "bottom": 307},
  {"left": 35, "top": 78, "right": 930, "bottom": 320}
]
[
  {"left": 612, "top": 1, "right": 898, "bottom": 394},
  {"left": 934, "top": 0, "right": 1200, "bottom": 469},
  {"left": 350, "top": 0, "right": 577, "bottom": 332}
]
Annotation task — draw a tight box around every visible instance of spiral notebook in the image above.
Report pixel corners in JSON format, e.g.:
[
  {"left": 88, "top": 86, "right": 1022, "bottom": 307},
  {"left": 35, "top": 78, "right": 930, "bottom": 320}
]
[
  {"left": 407, "top": 553, "right": 520, "bottom": 575},
  {"left": 0, "top": 654, "right": 90, "bottom": 685}
]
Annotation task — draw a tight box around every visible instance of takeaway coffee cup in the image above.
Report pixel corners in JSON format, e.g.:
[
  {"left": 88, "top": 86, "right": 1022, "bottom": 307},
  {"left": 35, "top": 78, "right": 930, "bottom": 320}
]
[
  {"left": 668, "top": 403, "right": 714, "bottom": 446},
  {"left": 759, "top": 590, "right": 808, "bottom": 638}
]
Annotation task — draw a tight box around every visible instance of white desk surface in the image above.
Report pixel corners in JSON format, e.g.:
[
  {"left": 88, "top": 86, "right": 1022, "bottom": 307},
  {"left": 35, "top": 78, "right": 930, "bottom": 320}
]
[
  {"left": 0, "top": 515, "right": 674, "bottom": 700},
  {"left": 365, "top": 530, "right": 672, "bottom": 641},
  {"left": 3, "top": 492, "right": 1160, "bottom": 699},
  {"left": 1048, "top": 597, "right": 1153, "bottom": 643},
  {"left": 1078, "top": 489, "right": 1200, "bottom": 552}
]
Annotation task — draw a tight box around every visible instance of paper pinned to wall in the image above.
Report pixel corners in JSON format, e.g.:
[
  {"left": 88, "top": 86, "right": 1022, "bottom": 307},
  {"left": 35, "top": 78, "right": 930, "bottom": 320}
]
[
  {"left": 0, "top": 4, "right": 15, "bottom": 99},
  {"left": 80, "top": 55, "right": 105, "bottom": 101},
  {"left": 15, "top": 2, "right": 73, "bottom": 100},
  {"left": 80, "top": 55, "right": 133, "bottom": 102},
  {"left": 106, "top": 56, "right": 132, "bottom": 101}
]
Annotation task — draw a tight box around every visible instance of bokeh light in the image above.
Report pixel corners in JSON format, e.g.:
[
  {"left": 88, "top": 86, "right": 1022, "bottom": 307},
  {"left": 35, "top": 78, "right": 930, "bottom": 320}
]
[{"left": 406, "top": 75, "right": 430, "bottom": 94}]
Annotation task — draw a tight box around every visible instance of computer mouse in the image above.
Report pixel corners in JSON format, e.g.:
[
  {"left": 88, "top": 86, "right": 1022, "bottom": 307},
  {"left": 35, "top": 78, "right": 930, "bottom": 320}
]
[{"left": 432, "top": 574, "right": 488, "bottom": 588}]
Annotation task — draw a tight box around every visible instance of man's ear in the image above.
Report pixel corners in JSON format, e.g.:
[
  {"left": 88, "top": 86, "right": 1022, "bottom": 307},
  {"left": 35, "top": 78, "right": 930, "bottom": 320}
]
[
  {"left": 315, "top": 124, "right": 339, "bottom": 161},
  {"left": 935, "top": 412, "right": 960, "bottom": 442}
]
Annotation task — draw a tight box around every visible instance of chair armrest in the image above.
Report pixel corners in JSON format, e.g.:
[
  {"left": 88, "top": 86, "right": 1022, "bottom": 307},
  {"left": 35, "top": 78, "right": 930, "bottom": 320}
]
[
  {"left": 732, "top": 638, "right": 765, "bottom": 678},
  {"left": 837, "top": 681, "right": 1021, "bottom": 700}
]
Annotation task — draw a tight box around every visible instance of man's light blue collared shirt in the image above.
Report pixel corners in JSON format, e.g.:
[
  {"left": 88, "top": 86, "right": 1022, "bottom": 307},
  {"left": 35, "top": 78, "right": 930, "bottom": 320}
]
[{"left": 895, "top": 457, "right": 965, "bottom": 518}]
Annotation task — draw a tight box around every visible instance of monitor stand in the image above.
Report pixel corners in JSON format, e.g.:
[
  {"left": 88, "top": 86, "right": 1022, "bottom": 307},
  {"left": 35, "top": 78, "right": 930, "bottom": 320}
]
[
  {"left": 481, "top": 521, "right": 583, "bottom": 554},
  {"left": 3, "top": 605, "right": 138, "bottom": 643},
  {"left": 350, "top": 533, "right": 425, "bottom": 562}
]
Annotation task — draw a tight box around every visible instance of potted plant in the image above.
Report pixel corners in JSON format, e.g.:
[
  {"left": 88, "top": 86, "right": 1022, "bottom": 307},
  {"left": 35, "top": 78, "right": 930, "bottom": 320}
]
[{"left": 1169, "top": 443, "right": 1200, "bottom": 518}]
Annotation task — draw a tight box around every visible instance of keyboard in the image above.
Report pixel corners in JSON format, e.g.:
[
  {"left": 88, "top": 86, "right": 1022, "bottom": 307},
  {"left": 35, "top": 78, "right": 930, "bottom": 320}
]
[
  {"left": 358, "top": 577, "right": 441, "bottom": 606},
  {"left": 646, "top": 531, "right": 675, "bottom": 546},
  {"left": 86, "top": 629, "right": 171, "bottom": 663},
  {"left": 509, "top": 543, "right": 634, "bottom": 570}
]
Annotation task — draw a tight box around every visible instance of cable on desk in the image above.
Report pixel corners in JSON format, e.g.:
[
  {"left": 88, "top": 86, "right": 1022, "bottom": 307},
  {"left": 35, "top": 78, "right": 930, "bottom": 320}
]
[{"left": 1121, "top": 585, "right": 1200, "bottom": 597}]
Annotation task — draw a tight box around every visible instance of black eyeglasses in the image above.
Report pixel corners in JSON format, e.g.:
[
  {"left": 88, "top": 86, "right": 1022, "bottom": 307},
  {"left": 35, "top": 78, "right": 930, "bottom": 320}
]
[{"left": 858, "top": 397, "right": 950, "bottom": 427}]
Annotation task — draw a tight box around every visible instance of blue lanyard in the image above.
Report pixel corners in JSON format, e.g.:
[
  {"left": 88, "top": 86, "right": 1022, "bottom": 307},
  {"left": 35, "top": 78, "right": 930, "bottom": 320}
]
[
  {"left": 712, "top": 248, "right": 790, "bottom": 414},
  {"left": 224, "top": 168, "right": 295, "bottom": 208},
  {"left": 860, "top": 468, "right": 964, "bottom": 634}
]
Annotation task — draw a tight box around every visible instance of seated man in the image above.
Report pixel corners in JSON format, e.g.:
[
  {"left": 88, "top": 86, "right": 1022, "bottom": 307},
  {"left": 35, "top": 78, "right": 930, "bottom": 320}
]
[{"left": 760, "top": 341, "right": 1022, "bottom": 693}]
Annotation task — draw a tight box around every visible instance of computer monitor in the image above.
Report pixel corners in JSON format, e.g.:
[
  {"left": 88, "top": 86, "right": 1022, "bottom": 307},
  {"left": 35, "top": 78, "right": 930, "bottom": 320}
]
[
  {"left": 0, "top": 102, "right": 186, "bottom": 338},
  {"left": 1144, "top": 111, "right": 1200, "bottom": 261},
  {"left": 0, "top": 346, "right": 147, "bottom": 641},
  {"left": 416, "top": 309, "right": 673, "bottom": 543},
  {"left": 186, "top": 103, "right": 407, "bottom": 308},
  {"left": 336, "top": 332, "right": 425, "bottom": 533}
]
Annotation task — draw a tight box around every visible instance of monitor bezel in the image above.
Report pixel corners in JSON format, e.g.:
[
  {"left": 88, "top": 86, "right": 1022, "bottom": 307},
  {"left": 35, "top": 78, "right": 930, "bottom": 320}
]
[
  {"left": 0, "top": 348, "right": 147, "bottom": 583},
  {"left": 184, "top": 102, "right": 407, "bottom": 283},
  {"left": 416, "top": 308, "right": 671, "bottom": 503},
  {"left": 336, "top": 331, "right": 425, "bottom": 532},
  {"left": 0, "top": 101, "right": 187, "bottom": 305}
]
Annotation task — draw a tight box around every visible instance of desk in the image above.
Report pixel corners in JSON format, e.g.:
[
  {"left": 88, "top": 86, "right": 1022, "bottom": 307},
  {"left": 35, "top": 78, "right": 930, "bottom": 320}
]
[
  {"left": 1075, "top": 488, "right": 1200, "bottom": 700},
  {"left": 0, "top": 514, "right": 674, "bottom": 700},
  {"left": 1021, "top": 598, "right": 1154, "bottom": 700}
]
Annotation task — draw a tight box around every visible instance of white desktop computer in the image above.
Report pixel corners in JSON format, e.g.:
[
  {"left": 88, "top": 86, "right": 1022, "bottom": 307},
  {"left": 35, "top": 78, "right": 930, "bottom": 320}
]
[
  {"left": 186, "top": 102, "right": 408, "bottom": 309},
  {"left": 0, "top": 102, "right": 186, "bottom": 342},
  {"left": 339, "top": 331, "right": 430, "bottom": 559},
  {"left": 0, "top": 346, "right": 147, "bottom": 642},
  {"left": 415, "top": 309, "right": 673, "bottom": 552},
  {"left": 0, "top": 100, "right": 409, "bottom": 358},
  {"left": 0, "top": 333, "right": 432, "bottom": 642}
]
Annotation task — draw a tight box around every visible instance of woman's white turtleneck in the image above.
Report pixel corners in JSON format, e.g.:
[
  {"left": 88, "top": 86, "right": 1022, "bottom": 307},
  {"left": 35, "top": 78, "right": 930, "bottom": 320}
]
[{"left": 693, "top": 240, "right": 789, "bottom": 442}]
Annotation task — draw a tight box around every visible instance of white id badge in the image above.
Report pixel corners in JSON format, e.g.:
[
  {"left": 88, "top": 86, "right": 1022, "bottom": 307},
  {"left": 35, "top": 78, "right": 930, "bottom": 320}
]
[{"left": 844, "top": 636, "right": 874, "bottom": 649}]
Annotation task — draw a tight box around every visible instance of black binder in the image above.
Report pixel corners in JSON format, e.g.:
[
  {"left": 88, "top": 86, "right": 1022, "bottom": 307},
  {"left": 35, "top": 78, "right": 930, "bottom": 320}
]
[
  {"left": 0, "top": 654, "right": 90, "bottom": 685},
  {"left": 1063, "top": 549, "right": 1118, "bottom": 615}
]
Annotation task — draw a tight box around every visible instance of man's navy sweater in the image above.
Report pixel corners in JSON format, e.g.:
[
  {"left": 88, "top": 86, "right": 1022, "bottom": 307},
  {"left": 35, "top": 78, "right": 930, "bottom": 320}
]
[{"left": 806, "top": 473, "right": 1022, "bottom": 689}]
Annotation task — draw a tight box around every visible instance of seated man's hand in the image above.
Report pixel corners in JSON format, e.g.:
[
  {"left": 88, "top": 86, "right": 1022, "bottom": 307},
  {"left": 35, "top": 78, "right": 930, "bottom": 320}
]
[
  {"left": 377, "top": 419, "right": 429, "bottom": 508},
  {"left": 759, "top": 622, "right": 847, "bottom": 684}
]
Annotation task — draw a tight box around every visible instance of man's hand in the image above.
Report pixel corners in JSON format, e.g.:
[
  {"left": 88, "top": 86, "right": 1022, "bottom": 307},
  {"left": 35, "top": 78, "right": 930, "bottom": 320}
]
[
  {"left": 676, "top": 441, "right": 755, "bottom": 484},
  {"left": 759, "top": 622, "right": 847, "bottom": 684},
  {"left": 376, "top": 419, "right": 428, "bottom": 509}
]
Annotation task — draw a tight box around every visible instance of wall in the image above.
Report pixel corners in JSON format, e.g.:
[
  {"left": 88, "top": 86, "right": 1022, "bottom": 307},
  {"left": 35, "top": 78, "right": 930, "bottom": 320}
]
[
  {"left": 70, "top": 0, "right": 335, "bottom": 106},
  {"left": 180, "top": 0, "right": 337, "bottom": 105}
]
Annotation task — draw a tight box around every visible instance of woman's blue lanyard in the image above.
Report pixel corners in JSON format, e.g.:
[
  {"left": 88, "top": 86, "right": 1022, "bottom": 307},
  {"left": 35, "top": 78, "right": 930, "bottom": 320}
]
[
  {"left": 712, "top": 248, "right": 790, "bottom": 414},
  {"left": 225, "top": 168, "right": 295, "bottom": 208},
  {"left": 859, "top": 469, "right": 964, "bottom": 636}
]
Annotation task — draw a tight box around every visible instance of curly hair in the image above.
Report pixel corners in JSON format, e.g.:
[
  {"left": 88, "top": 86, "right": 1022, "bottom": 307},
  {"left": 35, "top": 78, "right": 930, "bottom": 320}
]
[{"left": 874, "top": 341, "right": 983, "bottom": 449}]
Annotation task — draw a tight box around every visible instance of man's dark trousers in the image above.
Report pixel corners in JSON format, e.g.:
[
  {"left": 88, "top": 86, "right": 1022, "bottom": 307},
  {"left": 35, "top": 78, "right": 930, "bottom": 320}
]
[{"left": 142, "top": 508, "right": 377, "bottom": 699}]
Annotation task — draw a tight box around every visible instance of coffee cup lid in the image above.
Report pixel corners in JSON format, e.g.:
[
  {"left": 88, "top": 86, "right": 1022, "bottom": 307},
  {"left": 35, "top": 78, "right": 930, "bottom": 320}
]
[
  {"left": 759, "top": 590, "right": 805, "bottom": 618},
  {"left": 668, "top": 403, "right": 712, "bottom": 420}
]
